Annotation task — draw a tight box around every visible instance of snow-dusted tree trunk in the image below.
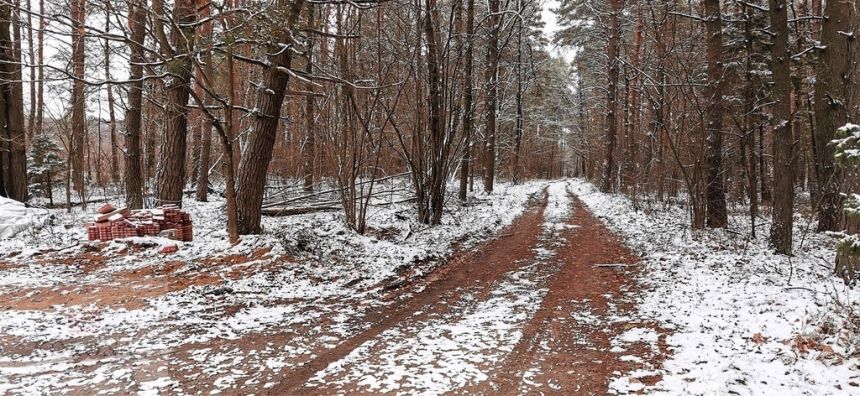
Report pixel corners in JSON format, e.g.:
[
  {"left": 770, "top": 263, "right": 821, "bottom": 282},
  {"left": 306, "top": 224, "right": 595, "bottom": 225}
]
[
  {"left": 154, "top": 0, "right": 197, "bottom": 207},
  {"left": 35, "top": 0, "right": 44, "bottom": 141},
  {"left": 768, "top": 0, "right": 795, "bottom": 254},
  {"left": 103, "top": 10, "right": 119, "bottom": 185},
  {"left": 125, "top": 0, "right": 146, "bottom": 209},
  {"left": 458, "top": 0, "right": 475, "bottom": 201},
  {"left": 741, "top": 3, "right": 758, "bottom": 238},
  {"left": 483, "top": 0, "right": 501, "bottom": 193},
  {"left": 195, "top": 2, "right": 213, "bottom": 203},
  {"left": 25, "top": 0, "right": 34, "bottom": 141},
  {"left": 703, "top": 0, "right": 726, "bottom": 229},
  {"left": 301, "top": 6, "right": 316, "bottom": 193},
  {"left": 69, "top": 0, "right": 87, "bottom": 206},
  {"left": 0, "top": 0, "right": 26, "bottom": 201},
  {"left": 235, "top": 0, "right": 306, "bottom": 234},
  {"left": 599, "top": 0, "right": 621, "bottom": 193},
  {"left": 812, "top": 0, "right": 857, "bottom": 232}
]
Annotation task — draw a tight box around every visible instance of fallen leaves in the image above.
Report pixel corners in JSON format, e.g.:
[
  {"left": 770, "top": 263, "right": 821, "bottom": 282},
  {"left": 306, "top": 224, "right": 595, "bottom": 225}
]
[{"left": 782, "top": 334, "right": 846, "bottom": 365}]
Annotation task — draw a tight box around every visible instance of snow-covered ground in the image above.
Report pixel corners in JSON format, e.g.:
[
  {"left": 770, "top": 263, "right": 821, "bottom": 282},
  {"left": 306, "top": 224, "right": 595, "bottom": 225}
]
[
  {"left": 5, "top": 177, "right": 856, "bottom": 394},
  {"left": 0, "top": 181, "right": 549, "bottom": 394},
  {"left": 569, "top": 180, "right": 860, "bottom": 395}
]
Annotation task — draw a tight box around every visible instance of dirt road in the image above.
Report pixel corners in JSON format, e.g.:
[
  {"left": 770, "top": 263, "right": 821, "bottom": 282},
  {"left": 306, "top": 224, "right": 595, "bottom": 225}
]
[{"left": 271, "top": 184, "right": 666, "bottom": 395}]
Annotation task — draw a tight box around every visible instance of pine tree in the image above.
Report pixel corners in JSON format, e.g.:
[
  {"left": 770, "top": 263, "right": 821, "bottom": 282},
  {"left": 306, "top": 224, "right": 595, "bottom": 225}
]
[
  {"left": 832, "top": 123, "right": 860, "bottom": 283},
  {"left": 27, "top": 133, "right": 63, "bottom": 205}
]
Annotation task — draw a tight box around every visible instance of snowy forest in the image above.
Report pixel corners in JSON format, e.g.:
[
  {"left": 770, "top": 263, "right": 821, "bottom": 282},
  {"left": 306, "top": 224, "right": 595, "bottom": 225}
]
[{"left": 0, "top": 0, "right": 859, "bottom": 394}]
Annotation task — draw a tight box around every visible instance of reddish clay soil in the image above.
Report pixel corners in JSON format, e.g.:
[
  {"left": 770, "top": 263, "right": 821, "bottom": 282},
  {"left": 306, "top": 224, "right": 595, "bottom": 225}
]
[
  {"left": 0, "top": 247, "right": 279, "bottom": 311},
  {"left": 471, "top": 197, "right": 670, "bottom": 395}
]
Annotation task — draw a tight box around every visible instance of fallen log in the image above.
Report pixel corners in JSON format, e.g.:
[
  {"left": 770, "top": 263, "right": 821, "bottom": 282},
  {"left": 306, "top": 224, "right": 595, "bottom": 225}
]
[
  {"left": 261, "top": 206, "right": 341, "bottom": 217},
  {"left": 262, "top": 172, "right": 411, "bottom": 208}
]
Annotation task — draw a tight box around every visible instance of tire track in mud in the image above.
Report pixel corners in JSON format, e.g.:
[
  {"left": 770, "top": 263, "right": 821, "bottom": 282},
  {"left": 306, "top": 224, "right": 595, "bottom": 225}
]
[{"left": 472, "top": 196, "right": 668, "bottom": 395}]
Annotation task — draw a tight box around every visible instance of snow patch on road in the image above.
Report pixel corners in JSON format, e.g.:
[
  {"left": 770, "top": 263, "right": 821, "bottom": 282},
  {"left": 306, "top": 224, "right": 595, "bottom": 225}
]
[{"left": 308, "top": 261, "right": 552, "bottom": 394}]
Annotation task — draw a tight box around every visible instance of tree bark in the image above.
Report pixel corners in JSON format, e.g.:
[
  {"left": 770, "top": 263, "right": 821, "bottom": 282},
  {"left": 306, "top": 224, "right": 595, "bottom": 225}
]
[
  {"left": 70, "top": 0, "right": 87, "bottom": 206},
  {"left": 512, "top": 0, "right": 524, "bottom": 185},
  {"left": 812, "top": 0, "right": 856, "bottom": 232},
  {"left": 154, "top": 0, "right": 196, "bottom": 207},
  {"left": 104, "top": 11, "right": 119, "bottom": 185},
  {"left": 301, "top": 6, "right": 316, "bottom": 193},
  {"left": 235, "top": 0, "right": 306, "bottom": 234},
  {"left": 703, "top": 0, "right": 727, "bottom": 228},
  {"left": 623, "top": 6, "right": 643, "bottom": 192},
  {"left": 125, "top": 0, "right": 146, "bottom": 209},
  {"left": 25, "top": 0, "right": 34, "bottom": 141},
  {"left": 195, "top": 1, "right": 213, "bottom": 202},
  {"left": 600, "top": 0, "right": 621, "bottom": 193},
  {"left": 425, "top": 0, "right": 447, "bottom": 224},
  {"left": 222, "top": 24, "right": 240, "bottom": 244},
  {"left": 458, "top": 0, "right": 475, "bottom": 201},
  {"left": 483, "top": 0, "right": 500, "bottom": 193},
  {"left": 768, "top": 0, "right": 795, "bottom": 254},
  {"left": 742, "top": 3, "right": 758, "bottom": 238},
  {"left": 35, "top": 0, "right": 43, "bottom": 140},
  {"left": 0, "top": 1, "right": 26, "bottom": 200}
]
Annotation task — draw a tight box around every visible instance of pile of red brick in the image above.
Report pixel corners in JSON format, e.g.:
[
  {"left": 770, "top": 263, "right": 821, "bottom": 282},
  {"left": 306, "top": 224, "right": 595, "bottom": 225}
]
[{"left": 85, "top": 203, "right": 194, "bottom": 242}]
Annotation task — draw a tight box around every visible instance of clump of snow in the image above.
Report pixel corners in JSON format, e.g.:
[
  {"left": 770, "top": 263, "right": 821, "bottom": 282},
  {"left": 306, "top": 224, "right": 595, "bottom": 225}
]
[
  {"left": 569, "top": 179, "right": 860, "bottom": 395},
  {"left": 616, "top": 327, "right": 659, "bottom": 344},
  {"left": 0, "top": 196, "right": 50, "bottom": 239}
]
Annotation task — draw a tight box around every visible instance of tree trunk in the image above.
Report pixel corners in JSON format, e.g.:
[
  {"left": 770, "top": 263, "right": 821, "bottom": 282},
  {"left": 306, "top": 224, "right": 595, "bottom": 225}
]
[
  {"left": 768, "top": 0, "right": 795, "bottom": 254},
  {"left": 483, "top": 0, "right": 500, "bottom": 193},
  {"left": 154, "top": 0, "right": 196, "bottom": 207},
  {"left": 512, "top": 2, "right": 524, "bottom": 185},
  {"left": 302, "top": 6, "right": 316, "bottom": 193},
  {"left": 742, "top": 3, "right": 758, "bottom": 238},
  {"left": 25, "top": 0, "right": 34, "bottom": 141},
  {"left": 125, "top": 0, "right": 146, "bottom": 209},
  {"left": 189, "top": 94, "right": 202, "bottom": 189},
  {"left": 70, "top": 0, "right": 87, "bottom": 206},
  {"left": 7, "top": 1, "right": 25, "bottom": 201},
  {"left": 623, "top": 6, "right": 643, "bottom": 192},
  {"left": 235, "top": 0, "right": 306, "bottom": 234},
  {"left": 195, "top": 1, "right": 213, "bottom": 202},
  {"left": 600, "top": 0, "right": 621, "bottom": 193},
  {"left": 758, "top": 124, "right": 771, "bottom": 203},
  {"left": 222, "top": 29, "right": 240, "bottom": 244},
  {"left": 425, "top": 0, "right": 446, "bottom": 224},
  {"left": 104, "top": 11, "right": 119, "bottom": 185},
  {"left": 35, "top": 0, "right": 43, "bottom": 140},
  {"left": 704, "top": 0, "right": 727, "bottom": 228},
  {"left": 812, "top": 0, "right": 856, "bottom": 232},
  {"left": 458, "top": 0, "right": 475, "bottom": 201}
]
